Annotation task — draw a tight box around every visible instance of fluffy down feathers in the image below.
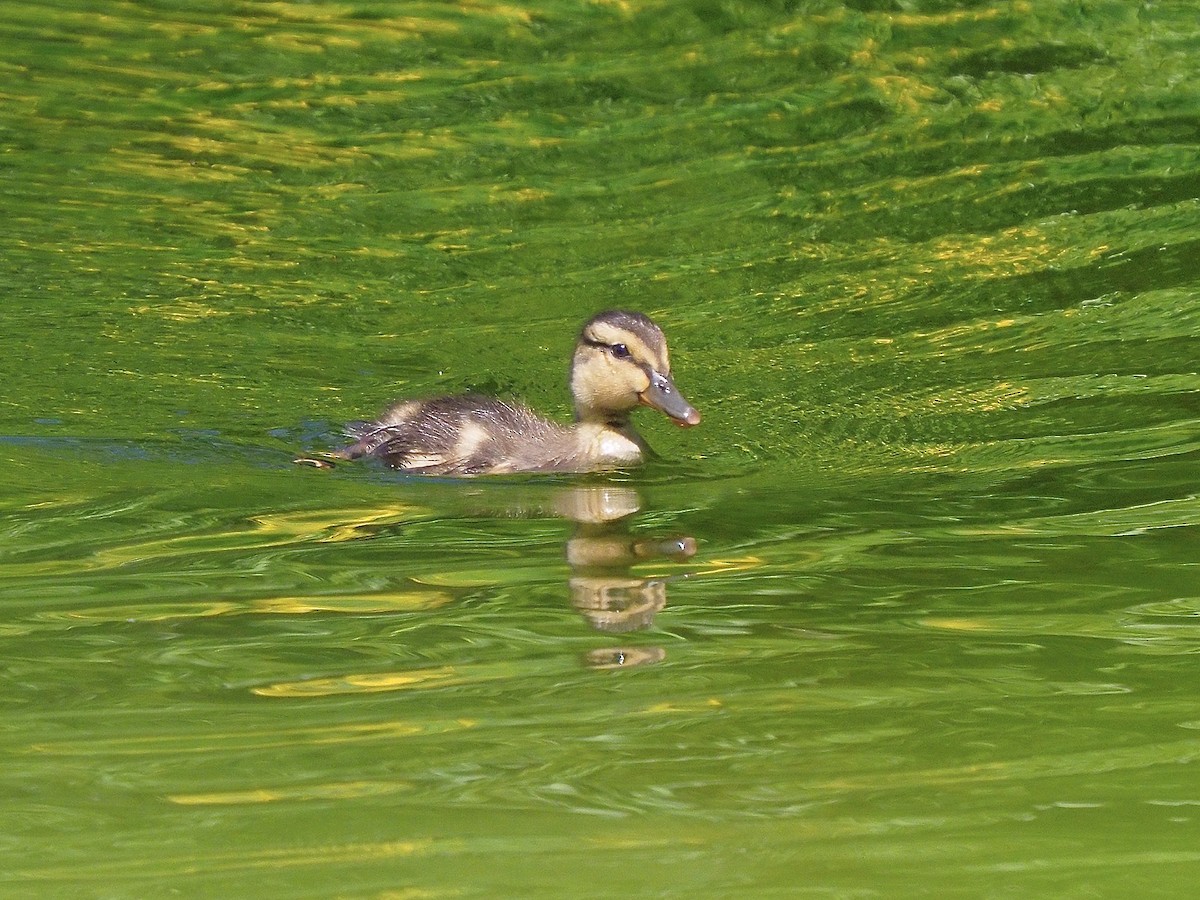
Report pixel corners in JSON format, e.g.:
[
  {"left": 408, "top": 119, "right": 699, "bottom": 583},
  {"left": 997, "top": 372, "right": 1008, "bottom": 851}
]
[{"left": 322, "top": 310, "right": 699, "bottom": 476}]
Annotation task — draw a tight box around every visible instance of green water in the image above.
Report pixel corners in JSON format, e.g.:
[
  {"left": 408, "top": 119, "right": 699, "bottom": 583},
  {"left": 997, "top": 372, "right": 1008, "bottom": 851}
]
[{"left": 3, "top": 0, "right": 1199, "bottom": 895}]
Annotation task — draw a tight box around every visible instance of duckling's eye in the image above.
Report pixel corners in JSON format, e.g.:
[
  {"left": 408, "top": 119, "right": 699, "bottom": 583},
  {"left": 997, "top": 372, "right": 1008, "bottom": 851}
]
[{"left": 610, "top": 343, "right": 630, "bottom": 359}]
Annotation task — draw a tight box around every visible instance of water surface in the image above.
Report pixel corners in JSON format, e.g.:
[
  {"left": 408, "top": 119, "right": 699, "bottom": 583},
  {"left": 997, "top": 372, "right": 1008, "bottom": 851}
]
[{"left": 2, "top": 1, "right": 1199, "bottom": 896}]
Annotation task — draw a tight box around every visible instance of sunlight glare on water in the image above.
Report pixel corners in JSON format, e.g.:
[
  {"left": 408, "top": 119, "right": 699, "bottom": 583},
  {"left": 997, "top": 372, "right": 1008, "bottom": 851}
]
[{"left": 1, "top": 0, "right": 1199, "bottom": 895}]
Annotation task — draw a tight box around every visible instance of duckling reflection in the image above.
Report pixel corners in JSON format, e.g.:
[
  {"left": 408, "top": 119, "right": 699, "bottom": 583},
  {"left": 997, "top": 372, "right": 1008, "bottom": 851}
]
[
  {"left": 284, "top": 480, "right": 694, "bottom": 666},
  {"left": 553, "top": 486, "right": 695, "bottom": 660}
]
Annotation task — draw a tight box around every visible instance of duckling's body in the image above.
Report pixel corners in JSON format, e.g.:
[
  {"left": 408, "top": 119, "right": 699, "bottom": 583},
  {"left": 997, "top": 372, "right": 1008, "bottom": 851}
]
[
  {"left": 337, "top": 394, "right": 648, "bottom": 475},
  {"left": 326, "top": 310, "right": 699, "bottom": 476}
]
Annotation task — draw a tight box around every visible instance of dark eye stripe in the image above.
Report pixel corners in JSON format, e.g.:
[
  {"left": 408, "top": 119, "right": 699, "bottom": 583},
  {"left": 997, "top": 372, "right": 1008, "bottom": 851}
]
[{"left": 582, "top": 335, "right": 635, "bottom": 359}]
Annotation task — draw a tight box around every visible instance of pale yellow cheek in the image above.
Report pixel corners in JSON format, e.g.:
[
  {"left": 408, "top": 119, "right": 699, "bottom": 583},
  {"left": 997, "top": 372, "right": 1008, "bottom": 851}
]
[
  {"left": 573, "top": 352, "right": 653, "bottom": 411},
  {"left": 600, "top": 369, "right": 643, "bottom": 405}
]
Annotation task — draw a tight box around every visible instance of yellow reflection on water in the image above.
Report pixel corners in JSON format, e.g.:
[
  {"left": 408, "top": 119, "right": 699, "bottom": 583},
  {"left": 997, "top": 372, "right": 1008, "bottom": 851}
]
[
  {"left": 815, "top": 738, "right": 1200, "bottom": 794},
  {"left": 31, "top": 719, "right": 475, "bottom": 756},
  {"left": 45, "top": 590, "right": 451, "bottom": 624},
  {"left": 254, "top": 665, "right": 469, "bottom": 698},
  {"left": 640, "top": 698, "right": 724, "bottom": 716},
  {"left": 688, "top": 554, "right": 767, "bottom": 576},
  {"left": 79, "top": 502, "right": 421, "bottom": 570},
  {"left": 18, "top": 839, "right": 438, "bottom": 881},
  {"left": 169, "top": 779, "right": 412, "bottom": 806}
]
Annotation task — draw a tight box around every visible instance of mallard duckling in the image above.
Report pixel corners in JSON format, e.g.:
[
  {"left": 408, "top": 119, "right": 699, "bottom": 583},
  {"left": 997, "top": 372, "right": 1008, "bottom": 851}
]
[{"left": 324, "top": 310, "right": 700, "bottom": 475}]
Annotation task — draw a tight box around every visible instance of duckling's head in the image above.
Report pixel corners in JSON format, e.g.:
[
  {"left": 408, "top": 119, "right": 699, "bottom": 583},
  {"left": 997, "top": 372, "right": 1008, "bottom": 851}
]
[{"left": 570, "top": 310, "right": 701, "bottom": 428}]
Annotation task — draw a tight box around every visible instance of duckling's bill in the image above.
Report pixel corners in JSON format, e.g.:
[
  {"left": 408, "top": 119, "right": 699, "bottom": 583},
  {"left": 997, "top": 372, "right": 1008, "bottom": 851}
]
[{"left": 640, "top": 370, "right": 701, "bottom": 427}]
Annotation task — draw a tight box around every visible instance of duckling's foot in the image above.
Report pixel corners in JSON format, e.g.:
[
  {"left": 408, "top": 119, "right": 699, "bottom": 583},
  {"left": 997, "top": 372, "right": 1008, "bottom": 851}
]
[{"left": 293, "top": 453, "right": 341, "bottom": 469}]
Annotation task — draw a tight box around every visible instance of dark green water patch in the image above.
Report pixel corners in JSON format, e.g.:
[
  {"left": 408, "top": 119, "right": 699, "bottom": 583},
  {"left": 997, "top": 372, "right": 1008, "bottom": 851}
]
[{"left": 2, "top": 0, "right": 1199, "bottom": 895}]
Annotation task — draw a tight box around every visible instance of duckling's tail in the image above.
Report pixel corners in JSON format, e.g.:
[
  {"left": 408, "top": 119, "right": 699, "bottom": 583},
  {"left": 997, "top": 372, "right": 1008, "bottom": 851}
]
[{"left": 294, "top": 421, "right": 375, "bottom": 469}]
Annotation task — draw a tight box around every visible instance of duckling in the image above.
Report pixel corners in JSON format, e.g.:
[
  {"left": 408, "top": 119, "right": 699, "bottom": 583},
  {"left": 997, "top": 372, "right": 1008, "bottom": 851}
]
[{"left": 320, "top": 310, "right": 700, "bottom": 476}]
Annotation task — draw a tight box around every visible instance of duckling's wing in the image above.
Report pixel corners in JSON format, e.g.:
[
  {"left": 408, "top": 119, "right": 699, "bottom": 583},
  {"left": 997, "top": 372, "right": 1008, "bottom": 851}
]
[
  {"left": 339, "top": 395, "right": 563, "bottom": 475},
  {"left": 337, "top": 420, "right": 415, "bottom": 461},
  {"left": 339, "top": 407, "right": 460, "bottom": 471}
]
